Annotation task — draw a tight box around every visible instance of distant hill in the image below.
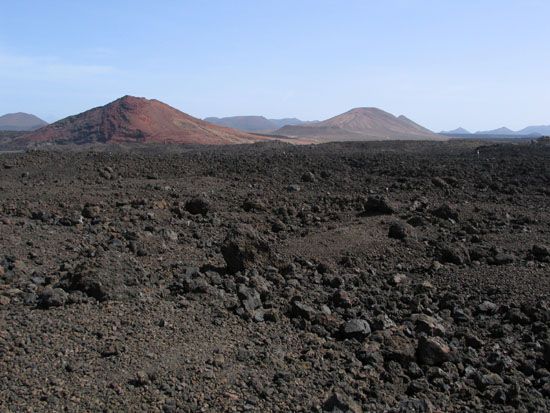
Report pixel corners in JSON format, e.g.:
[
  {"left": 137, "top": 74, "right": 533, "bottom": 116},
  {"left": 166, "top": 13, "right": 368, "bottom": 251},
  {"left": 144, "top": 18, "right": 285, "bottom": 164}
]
[
  {"left": 274, "top": 107, "right": 443, "bottom": 142},
  {"left": 269, "top": 118, "right": 306, "bottom": 129},
  {"left": 0, "top": 112, "right": 48, "bottom": 131},
  {"left": 441, "top": 127, "right": 471, "bottom": 135},
  {"left": 517, "top": 125, "right": 550, "bottom": 136},
  {"left": 440, "top": 124, "right": 550, "bottom": 138},
  {"left": 474, "top": 125, "right": 550, "bottom": 137},
  {"left": 204, "top": 116, "right": 307, "bottom": 132},
  {"left": 204, "top": 116, "right": 277, "bottom": 132},
  {"left": 475, "top": 127, "right": 516, "bottom": 136},
  {"left": 21, "top": 96, "right": 269, "bottom": 146}
]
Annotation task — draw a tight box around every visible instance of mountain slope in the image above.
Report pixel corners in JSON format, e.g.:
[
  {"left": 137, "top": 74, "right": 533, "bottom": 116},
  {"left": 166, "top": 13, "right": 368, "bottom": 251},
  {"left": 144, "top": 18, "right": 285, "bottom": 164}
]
[
  {"left": 0, "top": 113, "right": 48, "bottom": 131},
  {"left": 274, "top": 107, "right": 442, "bottom": 141},
  {"left": 23, "top": 96, "right": 268, "bottom": 145}
]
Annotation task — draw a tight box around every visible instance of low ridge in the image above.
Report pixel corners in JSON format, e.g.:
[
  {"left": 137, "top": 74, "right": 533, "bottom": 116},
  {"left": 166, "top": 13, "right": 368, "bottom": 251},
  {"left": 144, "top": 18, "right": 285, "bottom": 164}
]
[
  {"left": 204, "top": 116, "right": 306, "bottom": 132},
  {"left": 204, "top": 116, "right": 277, "bottom": 132}
]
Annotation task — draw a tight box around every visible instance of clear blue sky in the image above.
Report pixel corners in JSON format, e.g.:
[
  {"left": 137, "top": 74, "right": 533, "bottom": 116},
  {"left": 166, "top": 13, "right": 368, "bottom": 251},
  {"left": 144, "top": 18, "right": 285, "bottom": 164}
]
[{"left": 1, "top": 0, "right": 549, "bottom": 131}]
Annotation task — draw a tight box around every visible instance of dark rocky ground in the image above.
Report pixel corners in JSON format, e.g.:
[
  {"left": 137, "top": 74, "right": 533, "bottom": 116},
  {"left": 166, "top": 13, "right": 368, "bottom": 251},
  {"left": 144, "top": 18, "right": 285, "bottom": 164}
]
[{"left": 1, "top": 139, "right": 549, "bottom": 412}]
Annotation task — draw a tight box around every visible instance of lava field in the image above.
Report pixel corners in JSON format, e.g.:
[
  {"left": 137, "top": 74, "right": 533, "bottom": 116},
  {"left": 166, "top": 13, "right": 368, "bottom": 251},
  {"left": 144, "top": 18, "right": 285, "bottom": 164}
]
[{"left": 1, "top": 140, "right": 549, "bottom": 412}]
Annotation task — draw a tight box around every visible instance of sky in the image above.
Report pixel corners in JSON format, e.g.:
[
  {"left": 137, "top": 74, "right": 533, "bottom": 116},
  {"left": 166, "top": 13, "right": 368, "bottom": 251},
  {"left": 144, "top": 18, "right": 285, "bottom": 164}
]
[{"left": 1, "top": 0, "right": 549, "bottom": 132}]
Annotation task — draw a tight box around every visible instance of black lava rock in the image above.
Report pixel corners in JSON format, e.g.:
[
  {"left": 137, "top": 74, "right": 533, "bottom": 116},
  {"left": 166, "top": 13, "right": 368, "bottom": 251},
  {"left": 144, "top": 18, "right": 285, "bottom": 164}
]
[
  {"left": 185, "top": 197, "right": 211, "bottom": 216},
  {"left": 364, "top": 196, "right": 395, "bottom": 215}
]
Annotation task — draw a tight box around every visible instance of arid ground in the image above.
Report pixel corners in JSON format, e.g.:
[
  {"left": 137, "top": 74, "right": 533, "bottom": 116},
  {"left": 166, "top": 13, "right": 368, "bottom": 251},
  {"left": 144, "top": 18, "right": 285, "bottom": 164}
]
[{"left": 1, "top": 140, "right": 549, "bottom": 412}]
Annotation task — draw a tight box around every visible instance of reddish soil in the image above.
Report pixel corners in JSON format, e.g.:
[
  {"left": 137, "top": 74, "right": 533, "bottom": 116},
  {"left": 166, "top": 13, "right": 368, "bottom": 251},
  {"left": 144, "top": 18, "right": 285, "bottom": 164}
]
[
  {"left": 275, "top": 108, "right": 443, "bottom": 142},
  {"left": 22, "top": 96, "right": 270, "bottom": 145}
]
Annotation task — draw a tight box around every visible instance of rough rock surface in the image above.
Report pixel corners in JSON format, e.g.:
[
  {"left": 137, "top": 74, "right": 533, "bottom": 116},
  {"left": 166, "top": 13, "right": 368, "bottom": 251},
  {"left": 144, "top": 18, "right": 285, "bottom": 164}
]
[{"left": 1, "top": 140, "right": 549, "bottom": 412}]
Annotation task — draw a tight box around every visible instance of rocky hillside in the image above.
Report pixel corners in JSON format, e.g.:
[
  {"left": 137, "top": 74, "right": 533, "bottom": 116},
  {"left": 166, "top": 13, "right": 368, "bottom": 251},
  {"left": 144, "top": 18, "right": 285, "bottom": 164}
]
[
  {"left": 22, "top": 96, "right": 269, "bottom": 145},
  {"left": 275, "top": 108, "right": 442, "bottom": 142}
]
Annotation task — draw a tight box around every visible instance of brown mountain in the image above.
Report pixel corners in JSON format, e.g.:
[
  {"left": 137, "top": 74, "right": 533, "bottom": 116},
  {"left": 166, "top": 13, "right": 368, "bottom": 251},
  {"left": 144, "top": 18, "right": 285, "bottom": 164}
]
[
  {"left": 274, "top": 107, "right": 443, "bottom": 141},
  {"left": 23, "top": 96, "right": 268, "bottom": 145},
  {"left": 0, "top": 112, "right": 48, "bottom": 131}
]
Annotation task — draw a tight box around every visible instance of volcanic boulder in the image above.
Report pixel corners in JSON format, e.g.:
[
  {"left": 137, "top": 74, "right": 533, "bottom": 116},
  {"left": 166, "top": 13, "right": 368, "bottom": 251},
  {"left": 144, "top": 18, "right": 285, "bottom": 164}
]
[
  {"left": 341, "top": 319, "right": 371, "bottom": 340},
  {"left": 417, "top": 336, "right": 452, "bottom": 366},
  {"left": 431, "top": 204, "right": 459, "bottom": 221},
  {"left": 322, "top": 392, "right": 362, "bottom": 413},
  {"left": 38, "top": 287, "right": 68, "bottom": 309},
  {"left": 185, "top": 197, "right": 211, "bottom": 216},
  {"left": 388, "top": 221, "right": 413, "bottom": 240},
  {"left": 221, "top": 224, "right": 271, "bottom": 273},
  {"left": 364, "top": 196, "right": 396, "bottom": 215},
  {"left": 532, "top": 245, "right": 550, "bottom": 262}
]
